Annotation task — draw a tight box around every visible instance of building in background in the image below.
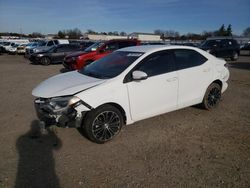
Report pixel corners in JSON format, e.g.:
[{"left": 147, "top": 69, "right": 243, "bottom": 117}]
[
  {"left": 82, "top": 34, "right": 127, "bottom": 41},
  {"left": 128, "top": 32, "right": 161, "bottom": 41}
]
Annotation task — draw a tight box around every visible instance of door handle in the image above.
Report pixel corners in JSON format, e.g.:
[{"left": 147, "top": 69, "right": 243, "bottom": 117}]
[{"left": 166, "top": 77, "right": 178, "bottom": 82}]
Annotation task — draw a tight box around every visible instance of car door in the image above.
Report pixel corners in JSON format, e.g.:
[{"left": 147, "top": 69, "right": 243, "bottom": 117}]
[
  {"left": 64, "top": 45, "right": 81, "bottom": 56},
  {"left": 218, "top": 40, "right": 231, "bottom": 58},
  {"left": 173, "top": 49, "right": 212, "bottom": 108},
  {"left": 125, "top": 51, "right": 178, "bottom": 121},
  {"left": 208, "top": 40, "right": 221, "bottom": 57},
  {"left": 51, "top": 45, "right": 68, "bottom": 62}
]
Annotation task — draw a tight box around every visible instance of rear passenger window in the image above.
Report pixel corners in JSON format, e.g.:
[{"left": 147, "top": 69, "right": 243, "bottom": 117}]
[
  {"left": 137, "top": 51, "right": 175, "bottom": 77},
  {"left": 105, "top": 42, "right": 119, "bottom": 51},
  {"left": 69, "top": 45, "right": 80, "bottom": 51},
  {"left": 174, "top": 49, "right": 207, "bottom": 70},
  {"left": 47, "top": 41, "right": 54, "bottom": 46},
  {"left": 56, "top": 46, "right": 68, "bottom": 52}
]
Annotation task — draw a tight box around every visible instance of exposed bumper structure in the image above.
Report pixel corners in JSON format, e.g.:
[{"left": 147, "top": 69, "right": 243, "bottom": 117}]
[{"left": 34, "top": 98, "right": 90, "bottom": 128}]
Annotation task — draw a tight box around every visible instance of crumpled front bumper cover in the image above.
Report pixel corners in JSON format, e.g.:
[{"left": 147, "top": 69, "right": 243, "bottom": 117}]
[{"left": 34, "top": 98, "right": 88, "bottom": 128}]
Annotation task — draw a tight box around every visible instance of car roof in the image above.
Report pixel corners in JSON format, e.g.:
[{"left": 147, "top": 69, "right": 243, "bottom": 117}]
[{"left": 117, "top": 45, "right": 200, "bottom": 53}]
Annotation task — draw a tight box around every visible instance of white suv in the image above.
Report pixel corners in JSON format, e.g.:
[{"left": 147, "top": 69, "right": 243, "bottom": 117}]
[{"left": 32, "top": 45, "right": 229, "bottom": 143}]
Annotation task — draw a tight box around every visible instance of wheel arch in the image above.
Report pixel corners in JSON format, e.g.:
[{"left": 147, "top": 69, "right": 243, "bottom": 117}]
[
  {"left": 212, "top": 79, "right": 222, "bottom": 89},
  {"left": 40, "top": 56, "right": 51, "bottom": 64},
  {"left": 201, "top": 79, "right": 223, "bottom": 102},
  {"left": 96, "top": 102, "right": 127, "bottom": 124}
]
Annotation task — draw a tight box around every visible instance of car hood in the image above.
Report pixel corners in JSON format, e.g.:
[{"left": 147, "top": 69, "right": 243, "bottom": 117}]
[
  {"left": 65, "top": 51, "right": 91, "bottom": 58},
  {"left": 32, "top": 71, "right": 106, "bottom": 98},
  {"left": 34, "top": 46, "right": 53, "bottom": 52}
]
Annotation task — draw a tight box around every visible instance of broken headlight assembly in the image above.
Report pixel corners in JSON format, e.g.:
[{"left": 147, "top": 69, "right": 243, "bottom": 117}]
[{"left": 35, "top": 96, "right": 82, "bottom": 114}]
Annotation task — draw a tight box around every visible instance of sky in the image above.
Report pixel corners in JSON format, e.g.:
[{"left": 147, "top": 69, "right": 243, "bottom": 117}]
[{"left": 0, "top": 0, "right": 249, "bottom": 35}]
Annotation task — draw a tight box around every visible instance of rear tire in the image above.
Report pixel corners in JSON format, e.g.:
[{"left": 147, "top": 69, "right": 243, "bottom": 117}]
[
  {"left": 231, "top": 51, "right": 239, "bottom": 61},
  {"left": 83, "top": 105, "right": 124, "bottom": 144},
  {"left": 40, "top": 57, "right": 51, "bottom": 65},
  {"left": 202, "top": 83, "right": 221, "bottom": 110}
]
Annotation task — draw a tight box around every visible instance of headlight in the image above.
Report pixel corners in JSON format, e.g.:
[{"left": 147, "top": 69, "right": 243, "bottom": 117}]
[
  {"left": 37, "top": 54, "right": 43, "bottom": 57},
  {"left": 49, "top": 96, "right": 81, "bottom": 110}
]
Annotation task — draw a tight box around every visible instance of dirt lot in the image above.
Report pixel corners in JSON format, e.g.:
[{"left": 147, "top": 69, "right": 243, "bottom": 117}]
[{"left": 0, "top": 52, "right": 249, "bottom": 188}]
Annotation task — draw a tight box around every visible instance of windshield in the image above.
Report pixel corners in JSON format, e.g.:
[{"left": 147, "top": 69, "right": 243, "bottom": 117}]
[
  {"left": 27, "top": 42, "right": 34, "bottom": 47},
  {"left": 79, "top": 51, "right": 144, "bottom": 79},
  {"left": 3, "top": 42, "right": 11, "bottom": 46},
  {"left": 37, "top": 41, "right": 46, "bottom": 47},
  {"left": 200, "top": 40, "right": 219, "bottom": 48},
  {"left": 48, "top": 46, "right": 57, "bottom": 52},
  {"left": 84, "top": 41, "right": 104, "bottom": 52}
]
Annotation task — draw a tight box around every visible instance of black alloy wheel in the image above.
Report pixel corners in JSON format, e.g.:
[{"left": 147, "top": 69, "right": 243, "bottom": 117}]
[
  {"left": 84, "top": 105, "right": 123, "bottom": 143},
  {"left": 202, "top": 83, "right": 221, "bottom": 110},
  {"left": 40, "top": 57, "right": 51, "bottom": 65}
]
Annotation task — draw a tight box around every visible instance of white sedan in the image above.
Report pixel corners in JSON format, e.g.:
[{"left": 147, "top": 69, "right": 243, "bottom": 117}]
[{"left": 32, "top": 45, "right": 229, "bottom": 143}]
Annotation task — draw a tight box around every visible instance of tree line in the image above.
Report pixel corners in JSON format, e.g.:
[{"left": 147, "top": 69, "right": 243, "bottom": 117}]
[
  {"left": 1, "top": 25, "right": 250, "bottom": 40},
  {"left": 154, "top": 24, "right": 238, "bottom": 40}
]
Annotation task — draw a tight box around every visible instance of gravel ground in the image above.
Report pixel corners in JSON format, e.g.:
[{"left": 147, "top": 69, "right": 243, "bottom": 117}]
[{"left": 0, "top": 52, "right": 249, "bottom": 188}]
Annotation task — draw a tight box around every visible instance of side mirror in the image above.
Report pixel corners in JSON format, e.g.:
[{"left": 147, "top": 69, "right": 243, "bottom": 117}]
[{"left": 132, "top": 70, "right": 148, "bottom": 81}]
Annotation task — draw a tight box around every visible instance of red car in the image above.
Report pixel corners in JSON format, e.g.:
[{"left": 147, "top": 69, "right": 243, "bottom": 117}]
[{"left": 63, "top": 39, "right": 140, "bottom": 70}]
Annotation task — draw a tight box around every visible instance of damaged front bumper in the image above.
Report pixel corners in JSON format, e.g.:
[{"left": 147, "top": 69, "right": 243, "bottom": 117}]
[{"left": 34, "top": 97, "right": 91, "bottom": 128}]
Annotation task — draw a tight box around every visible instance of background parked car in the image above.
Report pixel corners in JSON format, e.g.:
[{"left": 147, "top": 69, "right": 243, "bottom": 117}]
[
  {"left": 70, "top": 41, "right": 95, "bottom": 50},
  {"left": 141, "top": 42, "right": 165, "bottom": 45},
  {"left": 63, "top": 39, "right": 140, "bottom": 70},
  {"left": 0, "top": 46, "right": 4, "bottom": 54},
  {"left": 25, "top": 40, "right": 69, "bottom": 57},
  {"left": 32, "top": 39, "right": 69, "bottom": 54},
  {"left": 25, "top": 42, "right": 42, "bottom": 58},
  {"left": 2, "top": 42, "right": 16, "bottom": 52},
  {"left": 29, "top": 44, "right": 82, "bottom": 65},
  {"left": 8, "top": 43, "right": 20, "bottom": 54},
  {"left": 200, "top": 38, "right": 240, "bottom": 60},
  {"left": 15, "top": 44, "right": 27, "bottom": 54},
  {"left": 240, "top": 43, "right": 250, "bottom": 51}
]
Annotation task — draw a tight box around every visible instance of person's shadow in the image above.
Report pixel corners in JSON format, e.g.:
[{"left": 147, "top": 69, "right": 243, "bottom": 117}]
[{"left": 15, "top": 120, "right": 62, "bottom": 188}]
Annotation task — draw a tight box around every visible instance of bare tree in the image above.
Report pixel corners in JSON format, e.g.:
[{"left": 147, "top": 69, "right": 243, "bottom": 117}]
[
  {"left": 242, "top": 27, "right": 250, "bottom": 37},
  {"left": 120, "top": 31, "right": 127, "bottom": 36}
]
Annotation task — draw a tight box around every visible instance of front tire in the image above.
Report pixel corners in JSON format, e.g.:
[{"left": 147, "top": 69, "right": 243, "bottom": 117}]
[
  {"left": 83, "top": 105, "right": 124, "bottom": 144},
  {"left": 202, "top": 83, "right": 221, "bottom": 110},
  {"left": 40, "top": 57, "right": 51, "bottom": 65}
]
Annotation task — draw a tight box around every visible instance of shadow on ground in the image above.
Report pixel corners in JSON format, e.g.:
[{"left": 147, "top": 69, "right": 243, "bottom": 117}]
[
  {"left": 228, "top": 62, "right": 250, "bottom": 70},
  {"left": 15, "top": 120, "right": 62, "bottom": 188},
  {"left": 60, "top": 68, "right": 71, "bottom": 73}
]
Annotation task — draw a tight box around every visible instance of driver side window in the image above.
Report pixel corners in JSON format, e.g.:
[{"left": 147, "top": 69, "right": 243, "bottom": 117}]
[
  {"left": 105, "top": 42, "right": 119, "bottom": 51},
  {"left": 136, "top": 51, "right": 175, "bottom": 77}
]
